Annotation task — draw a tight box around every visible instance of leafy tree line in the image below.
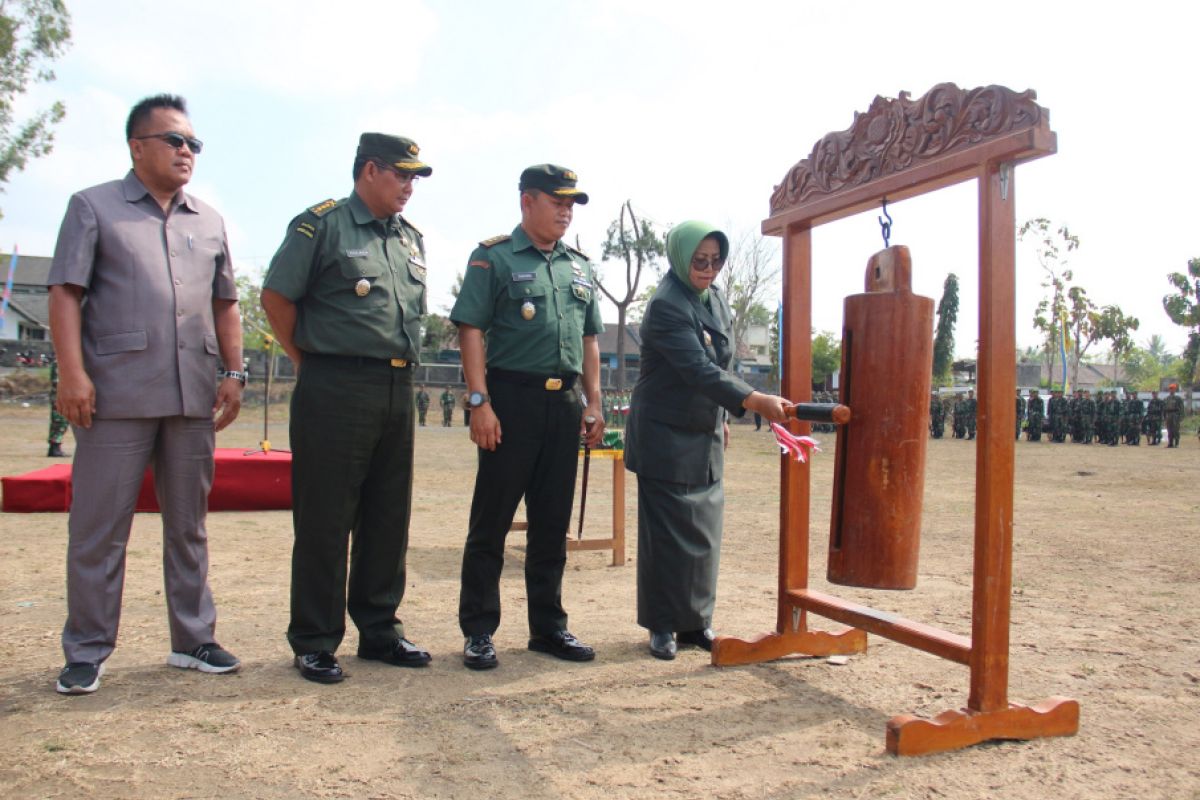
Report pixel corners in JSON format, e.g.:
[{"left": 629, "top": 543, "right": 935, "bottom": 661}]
[{"left": 1, "top": 0, "right": 72, "bottom": 219}]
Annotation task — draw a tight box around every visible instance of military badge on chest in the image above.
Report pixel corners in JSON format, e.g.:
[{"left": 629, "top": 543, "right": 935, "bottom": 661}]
[
  {"left": 521, "top": 300, "right": 536, "bottom": 320},
  {"left": 355, "top": 279, "right": 371, "bottom": 297}
]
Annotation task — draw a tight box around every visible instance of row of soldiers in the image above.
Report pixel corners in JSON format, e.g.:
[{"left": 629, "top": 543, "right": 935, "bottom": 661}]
[
  {"left": 929, "top": 390, "right": 978, "bottom": 439},
  {"left": 930, "top": 386, "right": 1189, "bottom": 447}
]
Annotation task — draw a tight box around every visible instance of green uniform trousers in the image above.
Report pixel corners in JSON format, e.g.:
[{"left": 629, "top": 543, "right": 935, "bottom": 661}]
[
  {"left": 287, "top": 354, "right": 415, "bottom": 655},
  {"left": 459, "top": 375, "right": 581, "bottom": 638}
]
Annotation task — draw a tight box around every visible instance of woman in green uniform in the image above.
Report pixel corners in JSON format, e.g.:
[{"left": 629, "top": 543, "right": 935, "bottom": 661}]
[{"left": 624, "top": 221, "right": 790, "bottom": 660}]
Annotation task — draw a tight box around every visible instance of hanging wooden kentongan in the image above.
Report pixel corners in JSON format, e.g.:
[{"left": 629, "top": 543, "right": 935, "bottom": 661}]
[{"left": 828, "top": 245, "right": 932, "bottom": 589}]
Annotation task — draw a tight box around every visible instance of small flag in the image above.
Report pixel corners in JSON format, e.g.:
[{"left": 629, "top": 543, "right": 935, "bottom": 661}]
[{"left": 1, "top": 246, "right": 17, "bottom": 322}]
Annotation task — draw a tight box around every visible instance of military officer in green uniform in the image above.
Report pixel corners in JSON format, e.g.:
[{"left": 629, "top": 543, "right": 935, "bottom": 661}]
[
  {"left": 439, "top": 385, "right": 455, "bottom": 426},
  {"left": 261, "top": 133, "right": 433, "bottom": 683},
  {"left": 415, "top": 384, "right": 431, "bottom": 426},
  {"left": 450, "top": 164, "right": 605, "bottom": 671}
]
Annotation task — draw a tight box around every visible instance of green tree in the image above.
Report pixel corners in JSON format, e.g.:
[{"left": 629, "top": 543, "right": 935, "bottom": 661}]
[
  {"left": 812, "top": 330, "right": 841, "bottom": 388},
  {"left": 596, "top": 200, "right": 664, "bottom": 391},
  {"left": 236, "top": 274, "right": 269, "bottom": 351},
  {"left": 1096, "top": 305, "right": 1139, "bottom": 384},
  {"left": 717, "top": 230, "right": 780, "bottom": 361},
  {"left": 1163, "top": 257, "right": 1200, "bottom": 386},
  {"left": 1144, "top": 334, "right": 1172, "bottom": 367},
  {"left": 1, "top": 0, "right": 72, "bottom": 219},
  {"left": 421, "top": 313, "right": 457, "bottom": 353},
  {"left": 1062, "top": 285, "right": 1104, "bottom": 388},
  {"left": 1021, "top": 218, "right": 1079, "bottom": 388},
  {"left": 931, "top": 273, "right": 958, "bottom": 387}
]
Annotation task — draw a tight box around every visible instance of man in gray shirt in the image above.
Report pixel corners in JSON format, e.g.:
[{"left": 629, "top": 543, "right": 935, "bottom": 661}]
[{"left": 48, "top": 94, "right": 244, "bottom": 694}]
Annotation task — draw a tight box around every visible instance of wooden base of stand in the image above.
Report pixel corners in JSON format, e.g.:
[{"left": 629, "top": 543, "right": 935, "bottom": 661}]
[
  {"left": 711, "top": 627, "right": 867, "bottom": 666},
  {"left": 886, "top": 697, "right": 1080, "bottom": 756}
]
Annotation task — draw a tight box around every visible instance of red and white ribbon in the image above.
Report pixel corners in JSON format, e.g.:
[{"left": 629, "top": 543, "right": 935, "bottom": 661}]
[{"left": 770, "top": 422, "right": 821, "bottom": 463}]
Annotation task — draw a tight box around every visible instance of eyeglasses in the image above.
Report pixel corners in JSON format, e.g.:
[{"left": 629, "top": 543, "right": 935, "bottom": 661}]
[
  {"left": 690, "top": 257, "right": 725, "bottom": 272},
  {"left": 132, "top": 132, "right": 203, "bottom": 154},
  {"left": 373, "top": 160, "right": 419, "bottom": 184}
]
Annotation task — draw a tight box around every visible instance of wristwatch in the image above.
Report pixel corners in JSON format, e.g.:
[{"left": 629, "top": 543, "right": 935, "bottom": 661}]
[
  {"left": 467, "top": 391, "right": 490, "bottom": 408},
  {"left": 220, "top": 369, "right": 248, "bottom": 386}
]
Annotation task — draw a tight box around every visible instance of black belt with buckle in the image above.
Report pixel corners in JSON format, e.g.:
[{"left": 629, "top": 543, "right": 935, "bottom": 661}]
[
  {"left": 307, "top": 353, "right": 413, "bottom": 369},
  {"left": 488, "top": 368, "right": 576, "bottom": 391}
]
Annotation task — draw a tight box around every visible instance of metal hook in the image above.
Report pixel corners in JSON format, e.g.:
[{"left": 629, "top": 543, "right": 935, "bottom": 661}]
[{"left": 878, "top": 197, "right": 893, "bottom": 248}]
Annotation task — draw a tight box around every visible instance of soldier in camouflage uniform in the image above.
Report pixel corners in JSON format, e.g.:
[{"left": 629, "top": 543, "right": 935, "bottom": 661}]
[
  {"left": 1144, "top": 390, "right": 1164, "bottom": 446},
  {"left": 1015, "top": 390, "right": 1026, "bottom": 441},
  {"left": 1102, "top": 390, "right": 1122, "bottom": 446},
  {"left": 930, "top": 391, "right": 945, "bottom": 438},
  {"left": 951, "top": 393, "right": 965, "bottom": 439},
  {"left": 1068, "top": 389, "right": 1083, "bottom": 443},
  {"left": 1047, "top": 389, "right": 1069, "bottom": 443},
  {"left": 47, "top": 358, "right": 69, "bottom": 457},
  {"left": 440, "top": 386, "right": 456, "bottom": 427},
  {"left": 1123, "top": 390, "right": 1144, "bottom": 445},
  {"left": 415, "top": 384, "right": 431, "bottom": 426},
  {"left": 1163, "top": 384, "right": 1185, "bottom": 447},
  {"left": 963, "top": 389, "right": 977, "bottom": 439},
  {"left": 1025, "top": 389, "right": 1044, "bottom": 441},
  {"left": 1079, "top": 389, "right": 1096, "bottom": 444}
]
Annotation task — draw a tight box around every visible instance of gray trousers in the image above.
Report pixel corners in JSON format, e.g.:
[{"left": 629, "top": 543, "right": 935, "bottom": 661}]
[{"left": 62, "top": 416, "right": 218, "bottom": 664}]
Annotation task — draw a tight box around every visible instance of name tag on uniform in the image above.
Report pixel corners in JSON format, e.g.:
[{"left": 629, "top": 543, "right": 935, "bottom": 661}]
[
  {"left": 571, "top": 277, "right": 593, "bottom": 288},
  {"left": 512, "top": 272, "right": 536, "bottom": 282},
  {"left": 345, "top": 248, "right": 369, "bottom": 258}
]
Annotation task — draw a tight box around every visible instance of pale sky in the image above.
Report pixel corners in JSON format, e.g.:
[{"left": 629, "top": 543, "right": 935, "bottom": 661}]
[{"left": 3, "top": 0, "right": 1197, "bottom": 358}]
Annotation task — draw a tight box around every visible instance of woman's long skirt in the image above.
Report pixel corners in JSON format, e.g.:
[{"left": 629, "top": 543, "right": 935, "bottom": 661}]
[{"left": 636, "top": 475, "right": 724, "bottom": 632}]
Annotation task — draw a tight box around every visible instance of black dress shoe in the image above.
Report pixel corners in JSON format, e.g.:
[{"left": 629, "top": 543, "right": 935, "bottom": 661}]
[
  {"left": 295, "top": 651, "right": 344, "bottom": 683},
  {"left": 357, "top": 638, "right": 431, "bottom": 667},
  {"left": 676, "top": 628, "right": 716, "bottom": 652},
  {"left": 463, "top": 634, "right": 498, "bottom": 670},
  {"left": 649, "top": 631, "right": 676, "bottom": 660},
  {"left": 528, "top": 630, "right": 595, "bottom": 662}
]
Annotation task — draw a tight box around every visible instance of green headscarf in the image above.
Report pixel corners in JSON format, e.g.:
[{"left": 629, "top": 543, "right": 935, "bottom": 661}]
[{"left": 665, "top": 220, "right": 729, "bottom": 302}]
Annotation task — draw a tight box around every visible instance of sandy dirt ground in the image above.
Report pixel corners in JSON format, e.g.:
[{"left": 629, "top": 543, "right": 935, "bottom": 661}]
[{"left": 1, "top": 403, "right": 1197, "bottom": 799}]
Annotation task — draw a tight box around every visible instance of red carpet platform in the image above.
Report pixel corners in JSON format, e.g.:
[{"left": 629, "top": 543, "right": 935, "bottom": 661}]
[{"left": 1, "top": 448, "right": 292, "bottom": 513}]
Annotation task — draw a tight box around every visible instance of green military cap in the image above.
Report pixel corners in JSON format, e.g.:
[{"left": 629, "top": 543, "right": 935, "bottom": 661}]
[
  {"left": 519, "top": 163, "right": 589, "bottom": 204},
  {"left": 358, "top": 132, "right": 432, "bottom": 176}
]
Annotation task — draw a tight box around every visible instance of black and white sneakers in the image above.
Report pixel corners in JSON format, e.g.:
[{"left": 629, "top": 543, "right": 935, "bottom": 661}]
[
  {"left": 167, "top": 643, "right": 241, "bottom": 674},
  {"left": 55, "top": 662, "right": 104, "bottom": 694}
]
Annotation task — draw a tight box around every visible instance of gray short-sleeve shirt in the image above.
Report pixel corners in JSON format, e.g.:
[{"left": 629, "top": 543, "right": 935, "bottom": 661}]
[{"left": 47, "top": 171, "right": 238, "bottom": 419}]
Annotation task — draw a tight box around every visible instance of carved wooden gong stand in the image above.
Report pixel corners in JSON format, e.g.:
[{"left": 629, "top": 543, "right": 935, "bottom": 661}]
[{"left": 711, "top": 83, "right": 1080, "bottom": 756}]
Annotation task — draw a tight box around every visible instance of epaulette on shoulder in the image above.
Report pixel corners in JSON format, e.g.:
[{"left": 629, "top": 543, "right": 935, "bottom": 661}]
[
  {"left": 565, "top": 242, "right": 590, "bottom": 260},
  {"left": 397, "top": 214, "right": 423, "bottom": 237},
  {"left": 307, "top": 198, "right": 340, "bottom": 218},
  {"left": 478, "top": 234, "right": 511, "bottom": 248}
]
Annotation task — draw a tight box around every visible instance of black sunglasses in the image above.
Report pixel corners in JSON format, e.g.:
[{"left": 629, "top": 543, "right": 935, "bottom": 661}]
[{"left": 132, "top": 132, "right": 203, "bottom": 154}]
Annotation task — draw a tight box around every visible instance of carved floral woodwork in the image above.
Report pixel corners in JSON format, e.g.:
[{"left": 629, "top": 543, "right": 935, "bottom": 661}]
[{"left": 769, "top": 83, "right": 1047, "bottom": 214}]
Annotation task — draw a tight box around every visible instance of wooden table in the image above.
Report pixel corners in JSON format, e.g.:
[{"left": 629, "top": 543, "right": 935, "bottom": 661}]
[{"left": 510, "top": 447, "right": 626, "bottom": 567}]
